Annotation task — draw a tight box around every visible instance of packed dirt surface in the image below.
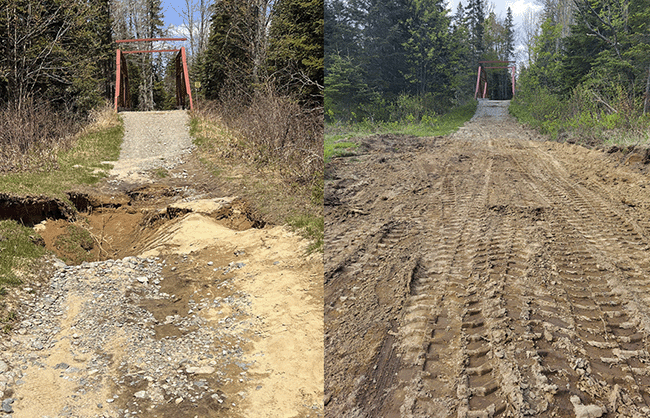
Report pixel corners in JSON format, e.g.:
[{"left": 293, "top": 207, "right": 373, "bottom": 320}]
[
  {"left": 1, "top": 111, "right": 323, "bottom": 418},
  {"left": 325, "top": 100, "right": 650, "bottom": 417}
]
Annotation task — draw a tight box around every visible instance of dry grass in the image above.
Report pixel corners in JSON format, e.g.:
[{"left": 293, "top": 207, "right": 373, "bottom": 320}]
[
  {"left": 82, "top": 103, "right": 121, "bottom": 134},
  {"left": 195, "top": 88, "right": 323, "bottom": 186},
  {"left": 0, "top": 99, "right": 80, "bottom": 173},
  {"left": 191, "top": 88, "right": 324, "bottom": 251},
  {"left": 0, "top": 100, "right": 119, "bottom": 174}
]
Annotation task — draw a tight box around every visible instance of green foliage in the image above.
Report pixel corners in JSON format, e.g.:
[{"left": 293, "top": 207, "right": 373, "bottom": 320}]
[
  {"left": 201, "top": 0, "right": 256, "bottom": 100},
  {"left": 268, "top": 0, "right": 324, "bottom": 103},
  {"left": 324, "top": 138, "right": 359, "bottom": 162},
  {"left": 403, "top": 0, "right": 452, "bottom": 97},
  {"left": 324, "top": 53, "right": 374, "bottom": 121},
  {"left": 54, "top": 224, "right": 94, "bottom": 264},
  {"left": 513, "top": 0, "right": 650, "bottom": 146},
  {"left": 0, "top": 0, "right": 114, "bottom": 112},
  {"left": 0, "top": 221, "right": 46, "bottom": 286},
  {"left": 287, "top": 214, "right": 324, "bottom": 254},
  {"left": 325, "top": 101, "right": 476, "bottom": 149}
]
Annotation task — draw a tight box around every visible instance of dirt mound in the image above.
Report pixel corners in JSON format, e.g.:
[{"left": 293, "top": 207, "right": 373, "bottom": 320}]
[{"left": 325, "top": 115, "right": 650, "bottom": 416}]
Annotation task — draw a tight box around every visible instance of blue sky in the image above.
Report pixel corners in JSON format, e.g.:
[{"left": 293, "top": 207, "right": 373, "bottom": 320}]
[{"left": 161, "top": 0, "right": 187, "bottom": 29}]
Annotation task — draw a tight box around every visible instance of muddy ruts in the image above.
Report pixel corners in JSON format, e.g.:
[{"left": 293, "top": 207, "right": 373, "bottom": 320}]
[{"left": 325, "top": 129, "right": 650, "bottom": 417}]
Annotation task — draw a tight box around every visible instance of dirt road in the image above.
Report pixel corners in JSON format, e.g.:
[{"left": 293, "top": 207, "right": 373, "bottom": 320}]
[
  {"left": 325, "top": 101, "right": 650, "bottom": 417},
  {"left": 1, "top": 111, "right": 323, "bottom": 418}
]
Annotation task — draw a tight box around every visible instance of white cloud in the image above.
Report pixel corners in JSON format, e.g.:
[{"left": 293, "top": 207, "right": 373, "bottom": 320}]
[{"left": 506, "top": 0, "right": 542, "bottom": 17}]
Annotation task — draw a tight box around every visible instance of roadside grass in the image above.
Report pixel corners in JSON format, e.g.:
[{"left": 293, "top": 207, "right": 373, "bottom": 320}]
[
  {"left": 325, "top": 101, "right": 477, "bottom": 162},
  {"left": 0, "top": 106, "right": 122, "bottom": 199},
  {"left": 0, "top": 220, "right": 46, "bottom": 286},
  {"left": 190, "top": 112, "right": 323, "bottom": 253},
  {"left": 509, "top": 83, "right": 650, "bottom": 149}
]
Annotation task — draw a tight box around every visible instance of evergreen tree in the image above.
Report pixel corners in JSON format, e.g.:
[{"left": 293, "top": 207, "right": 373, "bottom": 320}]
[
  {"left": 0, "top": 0, "right": 113, "bottom": 111},
  {"left": 201, "top": 0, "right": 256, "bottom": 100},
  {"left": 325, "top": 0, "right": 361, "bottom": 58},
  {"left": 465, "top": 0, "right": 485, "bottom": 61},
  {"left": 449, "top": 0, "right": 475, "bottom": 103},
  {"left": 504, "top": 7, "right": 514, "bottom": 61},
  {"left": 268, "top": 0, "right": 324, "bottom": 104},
  {"left": 402, "top": 0, "right": 452, "bottom": 99},
  {"left": 362, "top": 0, "right": 411, "bottom": 96},
  {"left": 324, "top": 53, "right": 373, "bottom": 120}
]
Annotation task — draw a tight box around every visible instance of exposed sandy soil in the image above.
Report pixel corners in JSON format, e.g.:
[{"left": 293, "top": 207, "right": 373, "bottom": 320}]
[
  {"left": 2, "top": 112, "right": 323, "bottom": 418},
  {"left": 325, "top": 103, "right": 650, "bottom": 417}
]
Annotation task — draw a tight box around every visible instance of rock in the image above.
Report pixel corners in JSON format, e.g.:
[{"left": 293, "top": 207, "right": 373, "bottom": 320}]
[
  {"left": 2, "top": 398, "right": 14, "bottom": 413},
  {"left": 570, "top": 395, "right": 605, "bottom": 418},
  {"left": 186, "top": 366, "right": 215, "bottom": 374},
  {"left": 0, "top": 360, "right": 8, "bottom": 373},
  {"left": 136, "top": 276, "right": 148, "bottom": 284},
  {"left": 134, "top": 390, "right": 147, "bottom": 399}
]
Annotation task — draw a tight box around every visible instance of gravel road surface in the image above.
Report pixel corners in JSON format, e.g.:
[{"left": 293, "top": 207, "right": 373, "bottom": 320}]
[{"left": 109, "top": 111, "right": 195, "bottom": 183}]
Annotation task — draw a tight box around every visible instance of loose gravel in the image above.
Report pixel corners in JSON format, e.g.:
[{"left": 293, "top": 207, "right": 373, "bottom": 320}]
[
  {"left": 470, "top": 99, "right": 511, "bottom": 121},
  {"left": 109, "top": 111, "right": 195, "bottom": 182},
  {"left": 1, "top": 256, "right": 257, "bottom": 417}
]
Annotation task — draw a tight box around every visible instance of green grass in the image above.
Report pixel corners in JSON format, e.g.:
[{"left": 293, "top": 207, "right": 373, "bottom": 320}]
[
  {"left": 153, "top": 167, "right": 169, "bottom": 178},
  {"left": 0, "top": 120, "right": 123, "bottom": 199},
  {"left": 324, "top": 138, "right": 359, "bottom": 163},
  {"left": 287, "top": 214, "right": 324, "bottom": 254},
  {"left": 325, "top": 101, "right": 477, "bottom": 161},
  {"left": 54, "top": 224, "right": 94, "bottom": 264},
  {"left": 0, "top": 220, "right": 46, "bottom": 286}
]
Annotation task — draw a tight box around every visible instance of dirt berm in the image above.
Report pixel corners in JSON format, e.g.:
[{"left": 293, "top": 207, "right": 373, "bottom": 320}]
[{"left": 325, "top": 100, "right": 650, "bottom": 417}]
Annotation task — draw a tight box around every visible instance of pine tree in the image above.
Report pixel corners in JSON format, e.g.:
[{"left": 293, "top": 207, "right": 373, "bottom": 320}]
[
  {"left": 402, "top": 0, "right": 452, "bottom": 99},
  {"left": 0, "top": 0, "right": 113, "bottom": 111},
  {"left": 465, "top": 0, "right": 485, "bottom": 61},
  {"left": 504, "top": 7, "right": 514, "bottom": 62},
  {"left": 201, "top": 0, "right": 256, "bottom": 100},
  {"left": 362, "top": 0, "right": 411, "bottom": 97},
  {"left": 268, "top": 0, "right": 324, "bottom": 104}
]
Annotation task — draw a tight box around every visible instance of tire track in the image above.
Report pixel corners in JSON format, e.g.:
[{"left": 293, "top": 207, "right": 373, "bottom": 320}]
[{"left": 325, "top": 109, "right": 650, "bottom": 417}]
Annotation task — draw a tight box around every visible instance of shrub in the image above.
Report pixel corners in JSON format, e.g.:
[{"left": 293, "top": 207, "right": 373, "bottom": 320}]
[
  {"left": 195, "top": 86, "right": 323, "bottom": 186},
  {"left": 0, "top": 98, "right": 80, "bottom": 173}
]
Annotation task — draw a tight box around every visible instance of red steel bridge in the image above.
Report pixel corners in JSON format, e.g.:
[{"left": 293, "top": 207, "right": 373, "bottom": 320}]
[
  {"left": 475, "top": 60, "right": 516, "bottom": 100},
  {"left": 114, "top": 37, "right": 193, "bottom": 111}
]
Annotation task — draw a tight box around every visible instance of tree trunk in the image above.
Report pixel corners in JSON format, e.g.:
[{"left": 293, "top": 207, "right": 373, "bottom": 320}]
[{"left": 643, "top": 67, "right": 650, "bottom": 116}]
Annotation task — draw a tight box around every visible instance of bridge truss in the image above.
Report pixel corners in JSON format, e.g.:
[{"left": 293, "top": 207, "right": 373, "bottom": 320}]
[
  {"left": 114, "top": 38, "right": 193, "bottom": 111},
  {"left": 475, "top": 60, "right": 516, "bottom": 100}
]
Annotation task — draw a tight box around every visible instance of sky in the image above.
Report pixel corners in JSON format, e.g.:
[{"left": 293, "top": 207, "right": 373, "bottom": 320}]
[
  {"left": 446, "top": 0, "right": 542, "bottom": 30},
  {"left": 161, "top": 0, "right": 188, "bottom": 29}
]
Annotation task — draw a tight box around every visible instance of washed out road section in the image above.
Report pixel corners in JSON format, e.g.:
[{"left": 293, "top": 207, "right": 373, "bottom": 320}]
[{"left": 1, "top": 110, "right": 323, "bottom": 418}]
